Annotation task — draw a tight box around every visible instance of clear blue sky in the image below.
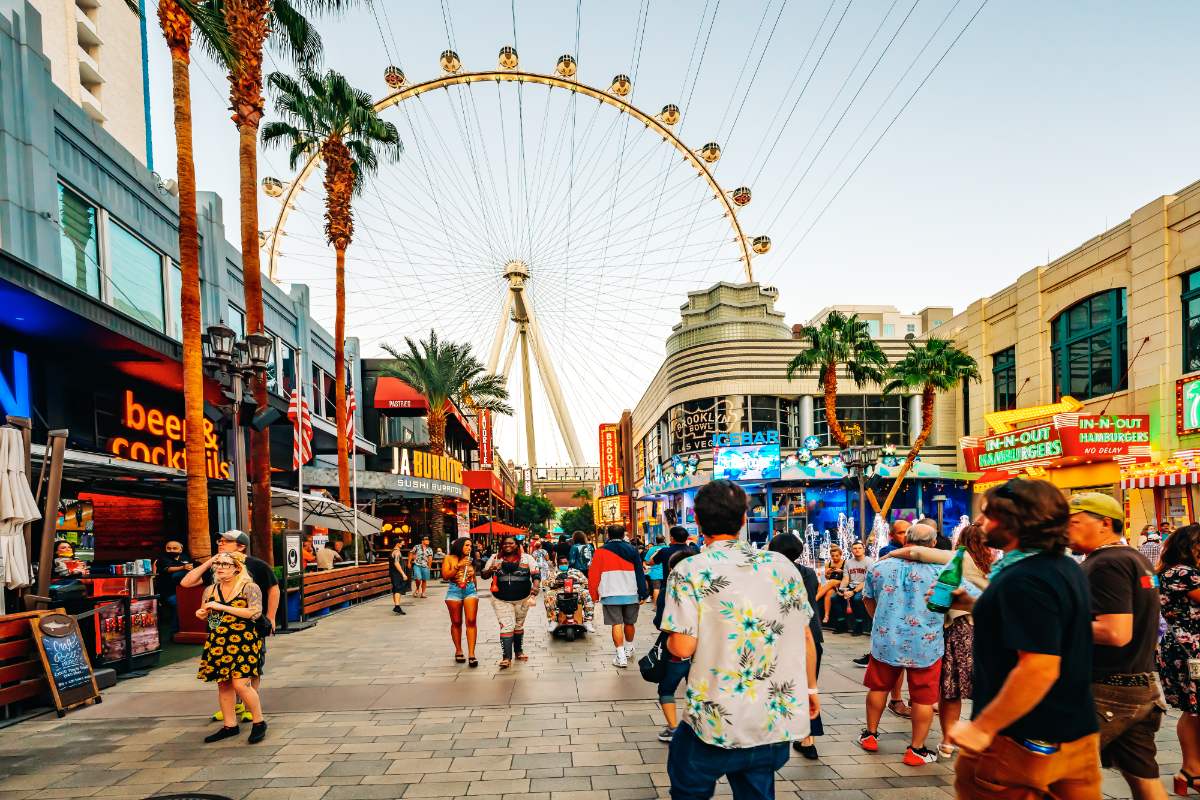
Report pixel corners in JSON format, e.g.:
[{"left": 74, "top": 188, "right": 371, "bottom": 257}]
[{"left": 146, "top": 0, "right": 1200, "bottom": 463}]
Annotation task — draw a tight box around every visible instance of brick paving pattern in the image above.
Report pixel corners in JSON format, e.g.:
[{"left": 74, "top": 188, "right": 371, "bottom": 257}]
[{"left": 0, "top": 583, "right": 1182, "bottom": 798}]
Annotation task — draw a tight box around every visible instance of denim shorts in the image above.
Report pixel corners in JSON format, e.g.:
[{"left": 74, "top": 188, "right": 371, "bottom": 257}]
[
  {"left": 658, "top": 658, "right": 692, "bottom": 705},
  {"left": 445, "top": 582, "right": 477, "bottom": 602},
  {"left": 412, "top": 565, "right": 430, "bottom": 582}
]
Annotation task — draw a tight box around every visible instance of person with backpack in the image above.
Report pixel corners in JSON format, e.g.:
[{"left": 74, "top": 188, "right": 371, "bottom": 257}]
[
  {"left": 588, "top": 524, "right": 650, "bottom": 668},
  {"left": 569, "top": 530, "right": 595, "bottom": 572}
]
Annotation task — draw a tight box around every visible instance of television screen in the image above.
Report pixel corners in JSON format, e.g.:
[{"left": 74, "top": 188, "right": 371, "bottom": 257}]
[{"left": 712, "top": 443, "right": 781, "bottom": 481}]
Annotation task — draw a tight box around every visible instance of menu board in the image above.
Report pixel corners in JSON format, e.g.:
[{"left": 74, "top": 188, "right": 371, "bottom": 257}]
[{"left": 29, "top": 613, "right": 100, "bottom": 715}]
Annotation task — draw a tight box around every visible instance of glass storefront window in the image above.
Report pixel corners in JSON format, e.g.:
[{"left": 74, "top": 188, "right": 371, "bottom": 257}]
[
  {"left": 167, "top": 262, "right": 183, "bottom": 340},
  {"left": 57, "top": 184, "right": 101, "bottom": 298},
  {"left": 812, "top": 395, "right": 906, "bottom": 447},
  {"left": 108, "top": 223, "right": 165, "bottom": 332}
]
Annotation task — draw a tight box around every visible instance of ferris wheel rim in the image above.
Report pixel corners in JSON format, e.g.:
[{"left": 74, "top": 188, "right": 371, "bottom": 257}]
[{"left": 263, "top": 61, "right": 766, "bottom": 284}]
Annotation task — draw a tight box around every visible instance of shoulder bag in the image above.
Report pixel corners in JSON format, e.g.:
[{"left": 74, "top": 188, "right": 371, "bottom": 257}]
[{"left": 638, "top": 631, "right": 669, "bottom": 684}]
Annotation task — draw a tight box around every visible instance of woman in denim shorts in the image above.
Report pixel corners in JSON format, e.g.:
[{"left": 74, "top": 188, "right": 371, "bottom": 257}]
[{"left": 442, "top": 537, "right": 479, "bottom": 667}]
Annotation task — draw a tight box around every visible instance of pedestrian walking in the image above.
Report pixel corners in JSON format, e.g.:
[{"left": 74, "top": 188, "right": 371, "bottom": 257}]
[
  {"left": 651, "top": 546, "right": 697, "bottom": 743},
  {"left": 661, "top": 480, "right": 819, "bottom": 800},
  {"left": 1067, "top": 492, "right": 1166, "bottom": 800},
  {"left": 389, "top": 540, "right": 409, "bottom": 615},
  {"left": 441, "top": 537, "right": 479, "bottom": 668},
  {"left": 948, "top": 479, "right": 1101, "bottom": 798},
  {"left": 861, "top": 523, "right": 978, "bottom": 766},
  {"left": 528, "top": 533, "right": 554, "bottom": 589},
  {"left": 768, "top": 533, "right": 825, "bottom": 760},
  {"left": 1139, "top": 529, "right": 1163, "bottom": 567},
  {"left": 1156, "top": 523, "right": 1200, "bottom": 794},
  {"left": 196, "top": 551, "right": 267, "bottom": 744},
  {"left": 409, "top": 536, "right": 434, "bottom": 598},
  {"left": 588, "top": 524, "right": 649, "bottom": 668},
  {"left": 181, "top": 529, "right": 278, "bottom": 725},
  {"left": 568, "top": 530, "right": 594, "bottom": 572},
  {"left": 481, "top": 535, "right": 541, "bottom": 668},
  {"left": 644, "top": 535, "right": 668, "bottom": 603}
]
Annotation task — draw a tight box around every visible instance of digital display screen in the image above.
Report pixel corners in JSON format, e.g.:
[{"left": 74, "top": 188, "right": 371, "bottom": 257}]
[{"left": 712, "top": 444, "right": 781, "bottom": 481}]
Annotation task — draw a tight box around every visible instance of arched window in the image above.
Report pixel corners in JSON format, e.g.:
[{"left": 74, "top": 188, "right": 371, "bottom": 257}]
[{"left": 1051, "top": 289, "right": 1127, "bottom": 401}]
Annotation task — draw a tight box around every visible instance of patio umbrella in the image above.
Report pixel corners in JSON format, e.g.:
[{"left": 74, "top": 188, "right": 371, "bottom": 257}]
[{"left": 0, "top": 427, "right": 39, "bottom": 590}]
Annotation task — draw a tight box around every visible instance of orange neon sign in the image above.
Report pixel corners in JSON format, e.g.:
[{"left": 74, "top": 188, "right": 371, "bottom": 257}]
[{"left": 110, "top": 390, "right": 231, "bottom": 479}]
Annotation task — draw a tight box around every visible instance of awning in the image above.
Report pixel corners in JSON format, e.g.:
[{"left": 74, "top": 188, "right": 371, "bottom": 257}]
[
  {"left": 270, "top": 488, "right": 384, "bottom": 536},
  {"left": 32, "top": 443, "right": 235, "bottom": 496},
  {"left": 468, "top": 521, "right": 527, "bottom": 537},
  {"left": 1122, "top": 471, "right": 1200, "bottom": 489},
  {"left": 373, "top": 377, "right": 429, "bottom": 413}
]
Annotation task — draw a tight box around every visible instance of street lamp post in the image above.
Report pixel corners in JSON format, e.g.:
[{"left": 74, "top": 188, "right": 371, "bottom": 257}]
[
  {"left": 840, "top": 445, "right": 882, "bottom": 542},
  {"left": 204, "top": 323, "right": 274, "bottom": 533}
]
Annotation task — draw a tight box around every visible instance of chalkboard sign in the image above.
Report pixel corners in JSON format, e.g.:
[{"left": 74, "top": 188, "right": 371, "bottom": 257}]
[{"left": 29, "top": 613, "right": 100, "bottom": 716}]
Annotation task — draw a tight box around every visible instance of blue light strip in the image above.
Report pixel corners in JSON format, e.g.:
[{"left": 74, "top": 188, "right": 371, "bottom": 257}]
[{"left": 138, "top": 0, "right": 154, "bottom": 172}]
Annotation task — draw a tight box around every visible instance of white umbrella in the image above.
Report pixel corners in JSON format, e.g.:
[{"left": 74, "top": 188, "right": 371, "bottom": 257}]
[{"left": 0, "top": 427, "right": 39, "bottom": 590}]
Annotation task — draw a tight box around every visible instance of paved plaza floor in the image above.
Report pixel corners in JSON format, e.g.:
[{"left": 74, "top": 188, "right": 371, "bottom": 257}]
[{"left": 0, "top": 583, "right": 1184, "bottom": 799}]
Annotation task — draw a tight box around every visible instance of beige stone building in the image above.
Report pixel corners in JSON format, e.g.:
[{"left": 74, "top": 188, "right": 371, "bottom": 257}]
[
  {"left": 935, "top": 178, "right": 1200, "bottom": 528},
  {"left": 809, "top": 304, "right": 953, "bottom": 341},
  {"left": 21, "top": 0, "right": 148, "bottom": 163}
]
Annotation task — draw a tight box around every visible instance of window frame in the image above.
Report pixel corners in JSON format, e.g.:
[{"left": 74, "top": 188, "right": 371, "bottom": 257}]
[
  {"left": 104, "top": 217, "right": 169, "bottom": 334},
  {"left": 1050, "top": 289, "right": 1128, "bottom": 401},
  {"left": 991, "top": 346, "right": 1016, "bottom": 411},
  {"left": 1183, "top": 270, "right": 1200, "bottom": 373}
]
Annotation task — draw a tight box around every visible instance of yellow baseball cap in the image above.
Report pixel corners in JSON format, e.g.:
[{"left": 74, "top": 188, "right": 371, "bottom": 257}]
[{"left": 1068, "top": 492, "right": 1123, "bottom": 522}]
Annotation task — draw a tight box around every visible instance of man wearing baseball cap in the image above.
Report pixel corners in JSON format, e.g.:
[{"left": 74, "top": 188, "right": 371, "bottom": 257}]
[
  {"left": 181, "top": 530, "right": 279, "bottom": 723},
  {"left": 1067, "top": 492, "right": 1166, "bottom": 800}
]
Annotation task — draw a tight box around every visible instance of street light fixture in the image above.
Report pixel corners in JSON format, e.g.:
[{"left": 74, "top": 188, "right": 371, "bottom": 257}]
[
  {"left": 840, "top": 444, "right": 883, "bottom": 542},
  {"left": 204, "top": 322, "right": 272, "bottom": 534}
]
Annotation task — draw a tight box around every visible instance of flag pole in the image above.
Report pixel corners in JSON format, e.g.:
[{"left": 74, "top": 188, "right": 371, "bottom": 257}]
[
  {"left": 350, "top": 357, "right": 360, "bottom": 563},
  {"left": 296, "top": 348, "right": 306, "bottom": 545}
]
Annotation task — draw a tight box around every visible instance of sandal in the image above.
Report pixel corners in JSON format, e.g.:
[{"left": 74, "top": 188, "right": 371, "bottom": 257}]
[
  {"left": 468, "top": 657, "right": 479, "bottom": 668},
  {"left": 454, "top": 654, "right": 466, "bottom": 664},
  {"left": 498, "top": 659, "right": 511, "bottom": 669},
  {"left": 887, "top": 699, "right": 912, "bottom": 719},
  {"left": 1176, "top": 771, "right": 1200, "bottom": 796},
  {"left": 515, "top": 653, "right": 528, "bottom": 661},
  {"left": 937, "top": 742, "right": 956, "bottom": 759}
]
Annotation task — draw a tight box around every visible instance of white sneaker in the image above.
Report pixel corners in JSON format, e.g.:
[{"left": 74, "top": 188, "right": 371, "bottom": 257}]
[
  {"left": 547, "top": 620, "right": 557, "bottom": 633},
  {"left": 624, "top": 644, "right": 635, "bottom": 659},
  {"left": 585, "top": 622, "right": 595, "bottom": 633},
  {"left": 613, "top": 654, "right": 628, "bottom": 668}
]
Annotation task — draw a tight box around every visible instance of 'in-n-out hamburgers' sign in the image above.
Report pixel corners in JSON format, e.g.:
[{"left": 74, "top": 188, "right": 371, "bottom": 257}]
[{"left": 963, "top": 414, "right": 1151, "bottom": 473}]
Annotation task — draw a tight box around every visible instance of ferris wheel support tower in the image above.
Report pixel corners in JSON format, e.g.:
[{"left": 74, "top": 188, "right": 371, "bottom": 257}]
[{"left": 486, "top": 260, "right": 586, "bottom": 467}]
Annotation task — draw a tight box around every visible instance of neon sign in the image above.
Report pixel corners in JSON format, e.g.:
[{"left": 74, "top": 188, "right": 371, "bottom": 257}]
[
  {"left": 110, "top": 390, "right": 231, "bottom": 478},
  {"left": 0, "top": 349, "right": 30, "bottom": 418}
]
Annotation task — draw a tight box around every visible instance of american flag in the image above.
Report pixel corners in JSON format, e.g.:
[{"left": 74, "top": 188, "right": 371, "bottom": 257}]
[
  {"left": 288, "top": 387, "right": 313, "bottom": 469},
  {"left": 346, "top": 386, "right": 357, "bottom": 443}
]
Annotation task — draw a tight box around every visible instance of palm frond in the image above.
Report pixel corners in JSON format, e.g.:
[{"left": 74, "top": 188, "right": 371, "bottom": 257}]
[{"left": 268, "top": 0, "right": 323, "bottom": 69}]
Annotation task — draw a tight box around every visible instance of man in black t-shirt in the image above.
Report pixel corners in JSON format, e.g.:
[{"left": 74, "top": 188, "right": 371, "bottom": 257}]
[
  {"left": 946, "top": 480, "right": 1101, "bottom": 798},
  {"left": 1068, "top": 492, "right": 1166, "bottom": 800},
  {"left": 652, "top": 527, "right": 698, "bottom": 573}
]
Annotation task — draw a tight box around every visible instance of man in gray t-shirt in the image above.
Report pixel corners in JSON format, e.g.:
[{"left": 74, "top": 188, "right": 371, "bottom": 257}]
[{"left": 837, "top": 542, "right": 874, "bottom": 636}]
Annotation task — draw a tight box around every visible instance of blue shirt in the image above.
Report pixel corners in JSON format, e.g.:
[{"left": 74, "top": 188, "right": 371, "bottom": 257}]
[
  {"left": 864, "top": 558, "right": 979, "bottom": 668},
  {"left": 645, "top": 545, "right": 667, "bottom": 580}
]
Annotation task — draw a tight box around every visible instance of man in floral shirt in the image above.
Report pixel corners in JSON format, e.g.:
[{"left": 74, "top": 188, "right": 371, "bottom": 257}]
[
  {"left": 662, "top": 479, "right": 820, "bottom": 800},
  {"left": 861, "top": 523, "right": 979, "bottom": 766}
]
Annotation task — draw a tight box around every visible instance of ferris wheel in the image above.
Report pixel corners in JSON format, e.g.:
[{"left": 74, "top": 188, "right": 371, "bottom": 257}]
[{"left": 262, "top": 46, "right": 771, "bottom": 467}]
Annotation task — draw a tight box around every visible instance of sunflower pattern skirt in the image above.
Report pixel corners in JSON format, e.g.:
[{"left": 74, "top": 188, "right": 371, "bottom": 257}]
[{"left": 197, "top": 595, "right": 263, "bottom": 682}]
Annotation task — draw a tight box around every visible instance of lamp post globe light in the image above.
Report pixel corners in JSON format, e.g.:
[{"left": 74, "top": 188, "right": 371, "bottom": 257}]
[
  {"left": 204, "top": 322, "right": 273, "bottom": 535},
  {"left": 840, "top": 445, "right": 883, "bottom": 542}
]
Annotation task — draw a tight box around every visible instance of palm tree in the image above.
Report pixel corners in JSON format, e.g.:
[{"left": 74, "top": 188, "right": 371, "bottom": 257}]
[
  {"left": 786, "top": 311, "right": 889, "bottom": 449},
  {"left": 381, "top": 332, "right": 513, "bottom": 540},
  {"left": 218, "top": 0, "right": 325, "bottom": 556},
  {"left": 878, "top": 338, "right": 980, "bottom": 516},
  {"left": 130, "top": 0, "right": 234, "bottom": 558},
  {"left": 262, "top": 69, "right": 402, "bottom": 506},
  {"left": 572, "top": 487, "right": 593, "bottom": 503}
]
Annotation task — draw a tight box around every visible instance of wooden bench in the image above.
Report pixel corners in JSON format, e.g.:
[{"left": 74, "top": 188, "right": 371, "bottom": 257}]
[
  {"left": 0, "top": 611, "right": 50, "bottom": 713},
  {"left": 301, "top": 563, "right": 390, "bottom": 616}
]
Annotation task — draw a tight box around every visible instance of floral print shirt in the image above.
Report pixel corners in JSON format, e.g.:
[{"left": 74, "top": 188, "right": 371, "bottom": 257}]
[
  {"left": 411, "top": 545, "right": 432, "bottom": 568},
  {"left": 864, "top": 558, "right": 981, "bottom": 668},
  {"left": 662, "top": 539, "right": 813, "bottom": 748}
]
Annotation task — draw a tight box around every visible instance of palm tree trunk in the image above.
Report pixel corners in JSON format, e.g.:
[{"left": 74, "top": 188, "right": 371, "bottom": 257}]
[
  {"left": 168, "top": 34, "right": 210, "bottom": 559},
  {"left": 879, "top": 386, "right": 936, "bottom": 517},
  {"left": 226, "top": 0, "right": 273, "bottom": 561},
  {"left": 824, "top": 361, "right": 848, "bottom": 448},
  {"left": 334, "top": 245, "right": 349, "bottom": 505},
  {"left": 428, "top": 408, "right": 447, "bottom": 549}
]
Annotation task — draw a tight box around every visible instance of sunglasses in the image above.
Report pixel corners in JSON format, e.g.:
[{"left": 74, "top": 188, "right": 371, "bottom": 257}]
[{"left": 213, "top": 561, "right": 236, "bottom": 568}]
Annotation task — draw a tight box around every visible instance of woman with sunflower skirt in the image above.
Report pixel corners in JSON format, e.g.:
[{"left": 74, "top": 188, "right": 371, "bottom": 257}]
[{"left": 196, "top": 551, "right": 267, "bottom": 744}]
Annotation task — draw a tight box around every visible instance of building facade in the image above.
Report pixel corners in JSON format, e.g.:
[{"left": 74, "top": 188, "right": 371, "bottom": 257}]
[
  {"left": 0, "top": 4, "right": 365, "bottom": 554},
  {"left": 808, "top": 304, "right": 954, "bottom": 341},
  {"left": 630, "top": 282, "right": 971, "bottom": 543},
  {"left": 935, "top": 178, "right": 1200, "bottom": 530}
]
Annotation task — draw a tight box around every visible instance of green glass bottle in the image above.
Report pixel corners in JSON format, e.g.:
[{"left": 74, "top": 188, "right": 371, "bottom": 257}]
[{"left": 927, "top": 547, "right": 966, "bottom": 613}]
